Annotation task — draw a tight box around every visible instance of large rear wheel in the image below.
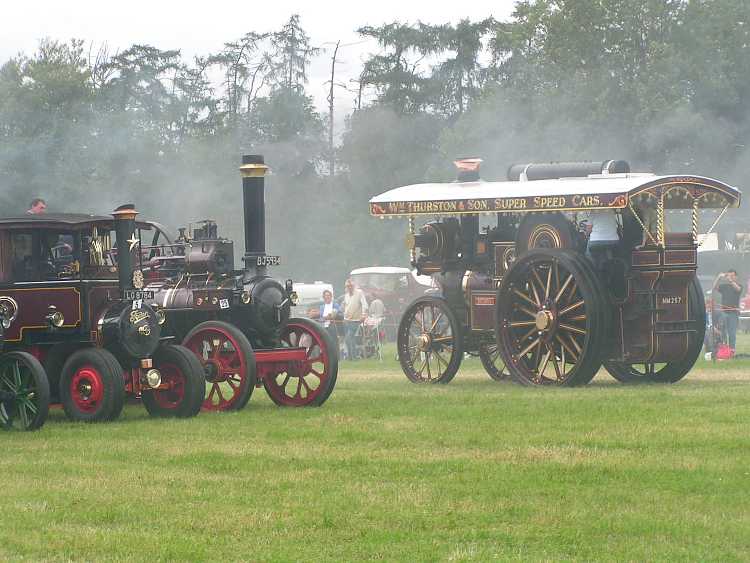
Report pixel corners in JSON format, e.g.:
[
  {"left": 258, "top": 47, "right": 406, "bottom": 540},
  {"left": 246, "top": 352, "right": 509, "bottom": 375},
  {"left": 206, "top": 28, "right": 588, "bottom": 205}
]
[
  {"left": 0, "top": 352, "right": 50, "bottom": 431},
  {"left": 397, "top": 297, "right": 463, "bottom": 384},
  {"left": 183, "top": 321, "right": 257, "bottom": 411},
  {"left": 496, "top": 249, "right": 608, "bottom": 386},
  {"left": 263, "top": 318, "right": 338, "bottom": 406},
  {"left": 604, "top": 277, "right": 705, "bottom": 384}
]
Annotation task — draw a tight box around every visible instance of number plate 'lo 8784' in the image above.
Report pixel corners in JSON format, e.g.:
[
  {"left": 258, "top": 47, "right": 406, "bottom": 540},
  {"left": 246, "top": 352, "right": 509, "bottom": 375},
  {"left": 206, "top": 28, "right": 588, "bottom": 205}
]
[
  {"left": 122, "top": 289, "right": 154, "bottom": 301},
  {"left": 257, "top": 255, "right": 281, "bottom": 267}
]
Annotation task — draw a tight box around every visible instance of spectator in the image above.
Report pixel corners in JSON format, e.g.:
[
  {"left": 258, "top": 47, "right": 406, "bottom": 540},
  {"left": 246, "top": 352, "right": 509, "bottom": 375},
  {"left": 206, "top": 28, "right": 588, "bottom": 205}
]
[
  {"left": 318, "top": 289, "right": 342, "bottom": 342},
  {"left": 714, "top": 270, "right": 743, "bottom": 354},
  {"left": 343, "top": 278, "right": 368, "bottom": 360},
  {"left": 369, "top": 298, "right": 385, "bottom": 320},
  {"left": 27, "top": 198, "right": 47, "bottom": 214}
]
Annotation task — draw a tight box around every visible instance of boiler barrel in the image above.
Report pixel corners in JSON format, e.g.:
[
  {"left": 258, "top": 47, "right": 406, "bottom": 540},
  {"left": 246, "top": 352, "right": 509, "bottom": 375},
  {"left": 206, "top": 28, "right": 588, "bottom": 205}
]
[{"left": 507, "top": 160, "right": 630, "bottom": 181}]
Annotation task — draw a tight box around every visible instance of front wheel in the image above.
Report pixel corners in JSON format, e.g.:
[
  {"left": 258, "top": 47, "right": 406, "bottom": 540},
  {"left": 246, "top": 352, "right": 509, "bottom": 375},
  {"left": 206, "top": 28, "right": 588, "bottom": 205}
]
[
  {"left": 59, "top": 347, "right": 125, "bottom": 422},
  {"left": 143, "top": 345, "right": 206, "bottom": 418},
  {"left": 397, "top": 297, "right": 463, "bottom": 384},
  {"left": 0, "top": 352, "right": 50, "bottom": 431},
  {"left": 478, "top": 343, "right": 511, "bottom": 382},
  {"left": 263, "top": 318, "right": 338, "bottom": 406},
  {"left": 183, "top": 321, "right": 257, "bottom": 411}
]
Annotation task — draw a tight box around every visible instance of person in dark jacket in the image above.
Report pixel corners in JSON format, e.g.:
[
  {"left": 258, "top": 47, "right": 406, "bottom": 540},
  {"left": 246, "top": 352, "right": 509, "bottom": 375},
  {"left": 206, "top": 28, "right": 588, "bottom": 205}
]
[{"left": 714, "top": 269, "right": 743, "bottom": 352}]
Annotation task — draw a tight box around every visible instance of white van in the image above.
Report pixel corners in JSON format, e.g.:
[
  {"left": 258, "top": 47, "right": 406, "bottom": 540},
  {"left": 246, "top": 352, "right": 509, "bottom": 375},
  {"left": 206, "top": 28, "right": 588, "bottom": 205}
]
[{"left": 293, "top": 281, "right": 334, "bottom": 315}]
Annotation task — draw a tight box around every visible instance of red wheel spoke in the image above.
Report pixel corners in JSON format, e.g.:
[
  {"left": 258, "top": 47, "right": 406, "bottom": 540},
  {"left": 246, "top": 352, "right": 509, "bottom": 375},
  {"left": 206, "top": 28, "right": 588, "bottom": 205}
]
[
  {"left": 206, "top": 384, "right": 218, "bottom": 404},
  {"left": 299, "top": 377, "right": 312, "bottom": 393},
  {"left": 279, "top": 373, "right": 291, "bottom": 389}
]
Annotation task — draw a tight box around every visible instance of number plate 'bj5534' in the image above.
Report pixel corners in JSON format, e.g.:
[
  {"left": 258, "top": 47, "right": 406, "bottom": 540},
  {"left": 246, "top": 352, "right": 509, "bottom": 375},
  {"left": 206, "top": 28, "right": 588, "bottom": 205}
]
[{"left": 257, "top": 256, "right": 281, "bottom": 267}]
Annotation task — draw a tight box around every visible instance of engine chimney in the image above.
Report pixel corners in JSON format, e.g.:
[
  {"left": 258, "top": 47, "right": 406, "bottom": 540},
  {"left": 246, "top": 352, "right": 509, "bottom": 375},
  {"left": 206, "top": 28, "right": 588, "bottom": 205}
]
[
  {"left": 239, "top": 154, "right": 269, "bottom": 275},
  {"left": 112, "top": 204, "right": 139, "bottom": 292},
  {"left": 454, "top": 158, "right": 483, "bottom": 182}
]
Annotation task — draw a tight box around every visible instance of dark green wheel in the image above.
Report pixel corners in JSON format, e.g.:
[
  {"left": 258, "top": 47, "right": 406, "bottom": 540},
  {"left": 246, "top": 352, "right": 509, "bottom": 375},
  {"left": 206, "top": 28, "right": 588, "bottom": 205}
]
[{"left": 0, "top": 352, "right": 50, "bottom": 431}]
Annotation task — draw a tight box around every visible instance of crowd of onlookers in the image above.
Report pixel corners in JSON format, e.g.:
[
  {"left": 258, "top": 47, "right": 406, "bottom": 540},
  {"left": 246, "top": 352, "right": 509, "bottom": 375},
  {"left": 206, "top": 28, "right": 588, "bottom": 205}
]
[{"left": 315, "top": 280, "right": 386, "bottom": 361}]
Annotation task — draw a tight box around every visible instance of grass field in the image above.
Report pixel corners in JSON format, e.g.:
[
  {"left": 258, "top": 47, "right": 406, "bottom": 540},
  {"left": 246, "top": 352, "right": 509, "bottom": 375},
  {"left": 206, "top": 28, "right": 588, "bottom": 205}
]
[{"left": 2, "top": 346, "right": 750, "bottom": 561}]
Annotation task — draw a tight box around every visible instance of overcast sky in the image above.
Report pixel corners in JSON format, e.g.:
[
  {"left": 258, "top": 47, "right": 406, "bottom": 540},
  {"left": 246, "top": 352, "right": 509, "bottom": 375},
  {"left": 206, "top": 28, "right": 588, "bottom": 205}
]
[{"left": 2, "top": 0, "right": 517, "bottom": 115}]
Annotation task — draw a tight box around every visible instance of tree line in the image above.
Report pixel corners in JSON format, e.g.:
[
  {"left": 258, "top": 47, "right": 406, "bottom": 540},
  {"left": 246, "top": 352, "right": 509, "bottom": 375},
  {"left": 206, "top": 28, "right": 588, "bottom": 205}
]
[{"left": 0, "top": 1, "right": 747, "bottom": 286}]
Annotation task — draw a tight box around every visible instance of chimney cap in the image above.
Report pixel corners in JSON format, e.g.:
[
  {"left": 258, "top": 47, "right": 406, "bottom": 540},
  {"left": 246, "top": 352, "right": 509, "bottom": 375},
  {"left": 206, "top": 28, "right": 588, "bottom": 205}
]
[
  {"left": 242, "top": 154, "right": 264, "bottom": 165},
  {"left": 112, "top": 204, "right": 138, "bottom": 220},
  {"left": 453, "top": 158, "right": 483, "bottom": 173}
]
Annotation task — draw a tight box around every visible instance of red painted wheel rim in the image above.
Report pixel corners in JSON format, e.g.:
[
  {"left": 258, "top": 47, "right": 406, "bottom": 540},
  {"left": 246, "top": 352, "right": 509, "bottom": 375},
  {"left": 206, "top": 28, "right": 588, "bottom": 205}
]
[
  {"left": 151, "top": 363, "right": 186, "bottom": 410},
  {"left": 265, "top": 322, "right": 330, "bottom": 406},
  {"left": 70, "top": 366, "right": 104, "bottom": 413},
  {"left": 184, "top": 327, "right": 249, "bottom": 411}
]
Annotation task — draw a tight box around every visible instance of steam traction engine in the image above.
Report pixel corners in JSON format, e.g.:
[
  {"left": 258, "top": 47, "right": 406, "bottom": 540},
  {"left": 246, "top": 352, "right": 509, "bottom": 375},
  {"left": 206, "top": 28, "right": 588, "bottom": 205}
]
[
  {"left": 143, "top": 155, "right": 337, "bottom": 409},
  {"left": 370, "top": 159, "right": 741, "bottom": 386},
  {"left": 0, "top": 206, "right": 205, "bottom": 431}
]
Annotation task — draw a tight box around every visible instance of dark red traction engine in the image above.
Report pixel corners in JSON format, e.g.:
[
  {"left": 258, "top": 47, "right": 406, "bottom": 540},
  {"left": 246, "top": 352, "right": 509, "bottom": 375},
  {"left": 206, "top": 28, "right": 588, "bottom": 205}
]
[
  {"left": 142, "top": 155, "right": 338, "bottom": 410},
  {"left": 0, "top": 207, "right": 206, "bottom": 431}
]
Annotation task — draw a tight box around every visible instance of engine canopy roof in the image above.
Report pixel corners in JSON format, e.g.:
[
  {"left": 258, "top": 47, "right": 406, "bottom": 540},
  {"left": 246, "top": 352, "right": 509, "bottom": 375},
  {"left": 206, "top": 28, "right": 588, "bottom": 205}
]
[{"left": 369, "top": 173, "right": 741, "bottom": 217}]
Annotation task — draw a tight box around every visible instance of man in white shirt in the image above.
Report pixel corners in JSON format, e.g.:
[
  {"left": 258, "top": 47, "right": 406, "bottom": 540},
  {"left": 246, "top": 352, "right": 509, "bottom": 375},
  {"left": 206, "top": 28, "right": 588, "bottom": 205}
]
[
  {"left": 343, "top": 279, "right": 368, "bottom": 360},
  {"left": 585, "top": 210, "right": 620, "bottom": 272}
]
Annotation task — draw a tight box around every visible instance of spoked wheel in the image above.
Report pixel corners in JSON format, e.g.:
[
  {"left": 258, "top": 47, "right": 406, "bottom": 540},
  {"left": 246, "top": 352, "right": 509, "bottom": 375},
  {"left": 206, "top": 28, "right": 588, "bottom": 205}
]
[
  {"left": 397, "top": 296, "right": 463, "bottom": 384},
  {"left": 143, "top": 345, "right": 206, "bottom": 418},
  {"left": 263, "top": 318, "right": 338, "bottom": 406},
  {"left": 605, "top": 277, "right": 705, "bottom": 384},
  {"left": 478, "top": 343, "right": 511, "bottom": 382},
  {"left": 0, "top": 352, "right": 50, "bottom": 431},
  {"left": 496, "top": 249, "right": 608, "bottom": 386},
  {"left": 59, "top": 348, "right": 125, "bottom": 422},
  {"left": 183, "top": 321, "right": 257, "bottom": 411},
  {"left": 603, "top": 362, "right": 669, "bottom": 383}
]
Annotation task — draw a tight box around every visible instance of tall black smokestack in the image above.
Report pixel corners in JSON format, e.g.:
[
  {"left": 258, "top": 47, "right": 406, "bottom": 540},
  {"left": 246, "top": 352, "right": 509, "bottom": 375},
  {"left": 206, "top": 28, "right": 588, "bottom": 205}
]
[
  {"left": 112, "top": 204, "right": 138, "bottom": 291},
  {"left": 239, "top": 154, "right": 269, "bottom": 275}
]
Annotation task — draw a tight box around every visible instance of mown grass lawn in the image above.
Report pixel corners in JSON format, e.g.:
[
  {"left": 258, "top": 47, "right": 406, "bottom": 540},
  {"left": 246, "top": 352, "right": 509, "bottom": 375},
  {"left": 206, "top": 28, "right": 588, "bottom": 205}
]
[{"left": 1, "top": 347, "right": 749, "bottom": 561}]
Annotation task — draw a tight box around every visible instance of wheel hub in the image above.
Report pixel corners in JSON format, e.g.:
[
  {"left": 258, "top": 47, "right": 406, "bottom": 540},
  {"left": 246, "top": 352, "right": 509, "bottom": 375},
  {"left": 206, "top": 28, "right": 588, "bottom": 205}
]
[
  {"left": 418, "top": 333, "right": 432, "bottom": 352},
  {"left": 535, "top": 310, "right": 554, "bottom": 331},
  {"left": 203, "top": 360, "right": 220, "bottom": 383}
]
